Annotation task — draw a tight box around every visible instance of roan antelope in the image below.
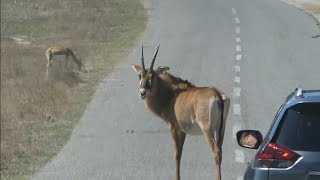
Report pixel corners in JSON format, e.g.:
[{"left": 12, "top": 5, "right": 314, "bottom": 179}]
[
  {"left": 45, "top": 45, "right": 83, "bottom": 76},
  {"left": 131, "top": 46, "right": 230, "bottom": 180}
]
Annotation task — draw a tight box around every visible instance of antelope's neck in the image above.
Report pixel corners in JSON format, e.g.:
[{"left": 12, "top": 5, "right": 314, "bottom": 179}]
[{"left": 145, "top": 81, "right": 176, "bottom": 122}]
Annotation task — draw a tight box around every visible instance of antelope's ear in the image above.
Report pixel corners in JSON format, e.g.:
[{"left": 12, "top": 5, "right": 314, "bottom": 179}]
[
  {"left": 131, "top": 64, "right": 143, "bottom": 74},
  {"left": 156, "top": 66, "right": 170, "bottom": 74}
]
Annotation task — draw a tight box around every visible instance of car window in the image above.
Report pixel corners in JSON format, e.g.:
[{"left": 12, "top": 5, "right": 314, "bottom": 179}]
[
  {"left": 276, "top": 103, "right": 320, "bottom": 151},
  {"left": 265, "top": 104, "right": 284, "bottom": 138}
]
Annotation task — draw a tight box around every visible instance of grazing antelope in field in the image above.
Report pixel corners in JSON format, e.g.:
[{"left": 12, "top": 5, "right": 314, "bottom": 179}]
[
  {"left": 131, "top": 46, "right": 230, "bottom": 180},
  {"left": 45, "top": 45, "right": 83, "bottom": 76}
]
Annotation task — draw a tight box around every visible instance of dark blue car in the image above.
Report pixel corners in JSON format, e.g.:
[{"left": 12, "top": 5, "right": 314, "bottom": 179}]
[{"left": 236, "top": 87, "right": 320, "bottom": 180}]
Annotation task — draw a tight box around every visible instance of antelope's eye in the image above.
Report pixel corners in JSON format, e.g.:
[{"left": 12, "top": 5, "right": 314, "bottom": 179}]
[
  {"left": 148, "top": 77, "right": 152, "bottom": 85},
  {"left": 138, "top": 75, "right": 141, "bottom": 80}
]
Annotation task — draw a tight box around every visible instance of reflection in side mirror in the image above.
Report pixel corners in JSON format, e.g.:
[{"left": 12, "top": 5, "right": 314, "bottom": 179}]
[{"left": 236, "top": 130, "right": 263, "bottom": 149}]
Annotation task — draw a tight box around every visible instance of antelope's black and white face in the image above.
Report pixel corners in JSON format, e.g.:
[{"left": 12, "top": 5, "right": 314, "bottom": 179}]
[
  {"left": 132, "top": 66, "right": 157, "bottom": 99},
  {"left": 131, "top": 45, "right": 169, "bottom": 100}
]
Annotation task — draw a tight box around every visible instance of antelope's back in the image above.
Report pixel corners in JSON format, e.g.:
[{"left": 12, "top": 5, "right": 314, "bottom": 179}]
[
  {"left": 174, "top": 87, "right": 219, "bottom": 117},
  {"left": 47, "top": 46, "right": 69, "bottom": 54}
]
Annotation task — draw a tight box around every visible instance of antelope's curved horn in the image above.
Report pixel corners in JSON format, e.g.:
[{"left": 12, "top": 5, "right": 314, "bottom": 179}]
[
  {"left": 141, "top": 45, "right": 145, "bottom": 69},
  {"left": 150, "top": 45, "right": 160, "bottom": 70}
]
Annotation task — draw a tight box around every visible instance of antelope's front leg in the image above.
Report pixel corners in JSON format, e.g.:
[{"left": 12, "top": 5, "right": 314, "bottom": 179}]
[
  {"left": 65, "top": 55, "right": 69, "bottom": 68},
  {"left": 169, "top": 123, "right": 186, "bottom": 180}
]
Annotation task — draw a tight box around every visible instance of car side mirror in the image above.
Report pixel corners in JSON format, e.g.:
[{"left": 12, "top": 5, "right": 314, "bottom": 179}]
[{"left": 236, "top": 130, "right": 263, "bottom": 149}]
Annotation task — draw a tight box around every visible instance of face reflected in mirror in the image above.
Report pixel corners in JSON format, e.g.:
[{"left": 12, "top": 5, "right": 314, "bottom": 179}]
[
  {"left": 241, "top": 133, "right": 258, "bottom": 148},
  {"left": 236, "top": 130, "right": 263, "bottom": 149}
]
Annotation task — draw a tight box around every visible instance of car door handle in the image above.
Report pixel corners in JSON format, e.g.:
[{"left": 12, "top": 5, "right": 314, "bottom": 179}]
[{"left": 309, "top": 171, "right": 320, "bottom": 175}]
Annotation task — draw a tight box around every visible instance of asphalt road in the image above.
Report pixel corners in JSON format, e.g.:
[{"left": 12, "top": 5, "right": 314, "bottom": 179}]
[{"left": 33, "top": 0, "right": 320, "bottom": 179}]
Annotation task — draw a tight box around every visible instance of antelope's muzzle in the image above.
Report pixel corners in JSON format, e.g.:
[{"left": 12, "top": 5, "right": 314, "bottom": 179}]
[{"left": 139, "top": 89, "right": 147, "bottom": 99}]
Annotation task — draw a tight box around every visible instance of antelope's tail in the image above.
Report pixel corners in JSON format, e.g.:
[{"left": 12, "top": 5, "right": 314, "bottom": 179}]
[
  {"left": 212, "top": 88, "right": 224, "bottom": 148},
  {"left": 209, "top": 88, "right": 225, "bottom": 148},
  {"left": 217, "top": 92, "right": 224, "bottom": 147}
]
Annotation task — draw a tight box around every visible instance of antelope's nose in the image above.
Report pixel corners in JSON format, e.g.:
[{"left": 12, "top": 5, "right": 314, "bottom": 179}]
[{"left": 140, "top": 89, "right": 147, "bottom": 97}]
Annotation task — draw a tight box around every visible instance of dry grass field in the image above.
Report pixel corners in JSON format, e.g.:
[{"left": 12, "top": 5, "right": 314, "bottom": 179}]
[
  {"left": 282, "top": 0, "right": 320, "bottom": 24},
  {"left": 302, "top": 2, "right": 320, "bottom": 21},
  {"left": 0, "top": 0, "right": 147, "bottom": 179}
]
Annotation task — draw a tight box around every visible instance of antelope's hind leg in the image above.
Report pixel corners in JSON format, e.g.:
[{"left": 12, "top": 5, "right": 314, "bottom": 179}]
[
  {"left": 218, "top": 95, "right": 230, "bottom": 148},
  {"left": 200, "top": 98, "right": 223, "bottom": 180},
  {"left": 203, "top": 130, "right": 222, "bottom": 180}
]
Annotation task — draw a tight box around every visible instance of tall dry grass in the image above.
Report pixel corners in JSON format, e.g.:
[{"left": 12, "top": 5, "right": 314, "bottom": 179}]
[
  {"left": 1, "top": 44, "right": 83, "bottom": 177},
  {"left": 1, "top": 0, "right": 147, "bottom": 179}
]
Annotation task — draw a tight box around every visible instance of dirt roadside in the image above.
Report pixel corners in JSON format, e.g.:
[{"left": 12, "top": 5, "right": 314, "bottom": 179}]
[{"left": 281, "top": 0, "right": 320, "bottom": 26}]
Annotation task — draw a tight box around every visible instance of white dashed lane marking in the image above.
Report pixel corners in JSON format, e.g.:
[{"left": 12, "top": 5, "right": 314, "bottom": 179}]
[
  {"left": 232, "top": 123, "right": 242, "bottom": 139},
  {"left": 236, "top": 45, "right": 242, "bottom": 52},
  {"left": 233, "top": 104, "right": 241, "bottom": 115},
  {"left": 234, "top": 65, "right": 241, "bottom": 72},
  {"left": 234, "top": 76, "right": 240, "bottom": 83},
  {"left": 236, "top": 54, "right": 242, "bottom": 61},
  {"left": 232, "top": 8, "right": 245, "bottom": 179},
  {"left": 233, "top": 87, "right": 241, "bottom": 97},
  {"left": 237, "top": 176, "right": 244, "bottom": 180},
  {"left": 236, "top": 37, "right": 241, "bottom": 43},
  {"left": 232, "top": 8, "right": 237, "bottom": 15},
  {"left": 235, "top": 26, "right": 240, "bottom": 34},
  {"left": 235, "top": 149, "right": 245, "bottom": 163},
  {"left": 235, "top": 17, "right": 240, "bottom": 24}
]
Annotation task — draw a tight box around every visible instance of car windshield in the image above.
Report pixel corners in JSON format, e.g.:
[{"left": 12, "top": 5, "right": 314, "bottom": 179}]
[{"left": 276, "top": 103, "right": 320, "bottom": 151}]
